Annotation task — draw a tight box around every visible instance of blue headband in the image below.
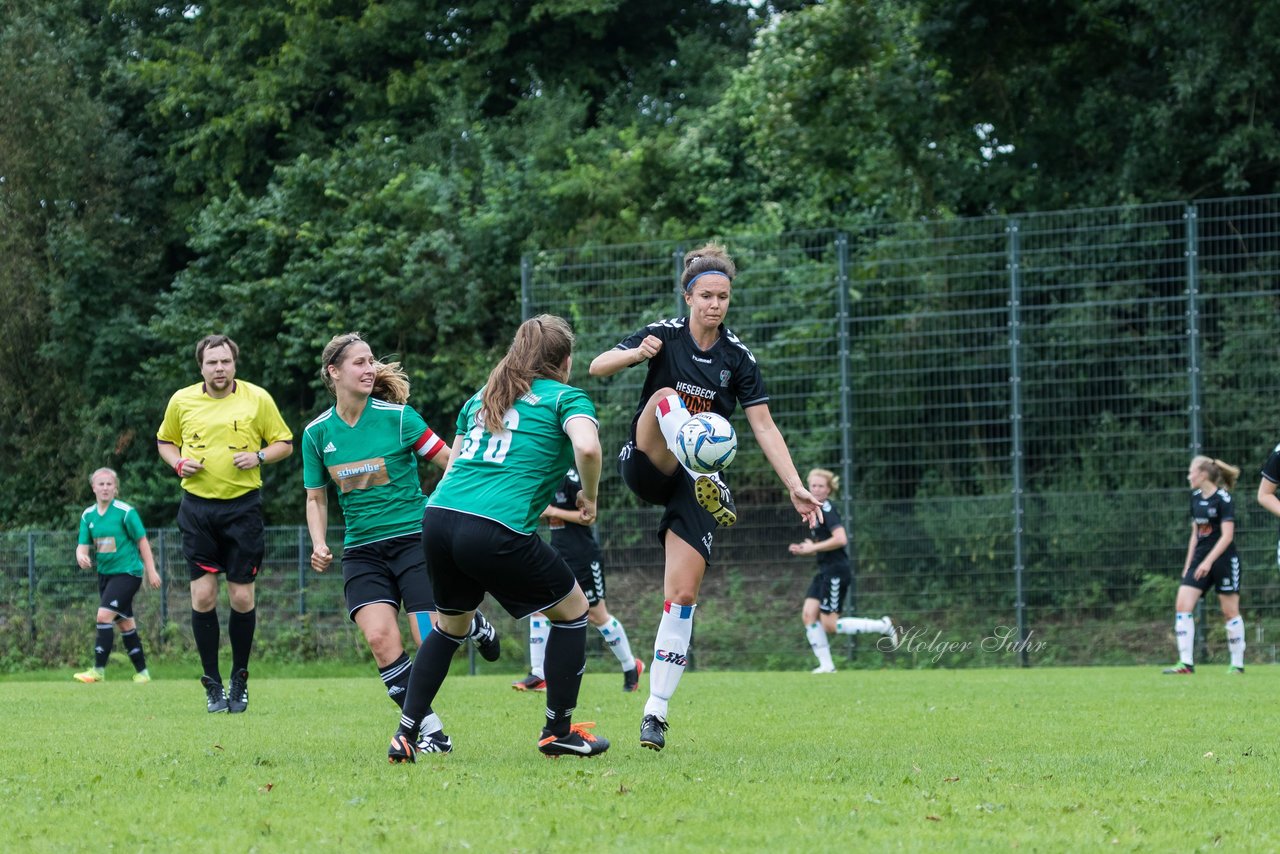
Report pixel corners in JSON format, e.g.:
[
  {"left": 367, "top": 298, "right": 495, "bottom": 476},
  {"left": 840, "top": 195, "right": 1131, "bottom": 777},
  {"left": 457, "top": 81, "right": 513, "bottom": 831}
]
[{"left": 684, "top": 270, "right": 732, "bottom": 292}]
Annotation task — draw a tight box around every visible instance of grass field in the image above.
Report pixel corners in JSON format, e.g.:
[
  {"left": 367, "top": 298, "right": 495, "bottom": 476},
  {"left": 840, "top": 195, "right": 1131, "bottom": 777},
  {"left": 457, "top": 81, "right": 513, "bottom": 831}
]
[{"left": 2, "top": 664, "right": 1275, "bottom": 852}]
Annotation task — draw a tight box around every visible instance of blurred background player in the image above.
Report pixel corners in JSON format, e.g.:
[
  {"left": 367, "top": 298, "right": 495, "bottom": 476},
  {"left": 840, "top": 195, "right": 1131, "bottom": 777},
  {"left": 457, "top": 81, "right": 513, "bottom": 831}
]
[
  {"left": 303, "top": 333, "right": 499, "bottom": 755},
  {"left": 513, "top": 466, "right": 643, "bottom": 693},
  {"left": 73, "top": 468, "right": 162, "bottom": 683},
  {"left": 389, "top": 315, "right": 609, "bottom": 761},
  {"left": 1164, "top": 456, "right": 1245, "bottom": 675},
  {"left": 1255, "top": 441, "right": 1280, "bottom": 568},
  {"left": 157, "top": 334, "right": 294, "bottom": 713},
  {"left": 589, "top": 242, "right": 821, "bottom": 752},
  {"left": 789, "top": 467, "right": 893, "bottom": 673}
]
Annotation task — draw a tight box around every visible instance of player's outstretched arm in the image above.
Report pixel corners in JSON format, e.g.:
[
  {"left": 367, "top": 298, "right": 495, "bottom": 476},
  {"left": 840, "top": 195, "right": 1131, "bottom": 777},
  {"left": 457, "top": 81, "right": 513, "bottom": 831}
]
[
  {"left": 589, "top": 335, "right": 662, "bottom": 378},
  {"left": 744, "top": 403, "right": 822, "bottom": 526}
]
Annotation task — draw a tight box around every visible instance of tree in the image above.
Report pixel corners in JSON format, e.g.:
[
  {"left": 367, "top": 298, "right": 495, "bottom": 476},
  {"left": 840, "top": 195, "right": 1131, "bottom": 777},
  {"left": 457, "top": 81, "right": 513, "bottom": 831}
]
[{"left": 0, "top": 1, "right": 166, "bottom": 524}]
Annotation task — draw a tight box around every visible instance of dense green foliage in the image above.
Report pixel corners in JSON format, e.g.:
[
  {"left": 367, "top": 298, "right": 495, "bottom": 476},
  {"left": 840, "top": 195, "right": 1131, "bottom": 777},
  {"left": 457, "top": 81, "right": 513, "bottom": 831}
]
[
  {"left": 2, "top": 669, "right": 1277, "bottom": 850},
  {"left": 4, "top": 0, "right": 1280, "bottom": 528}
]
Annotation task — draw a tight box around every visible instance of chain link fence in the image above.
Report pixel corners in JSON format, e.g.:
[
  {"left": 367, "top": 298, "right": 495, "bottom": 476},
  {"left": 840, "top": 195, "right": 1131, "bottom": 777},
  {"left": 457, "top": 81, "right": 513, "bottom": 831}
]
[
  {"left": 523, "top": 195, "right": 1280, "bottom": 668},
  {"left": 6, "top": 195, "right": 1280, "bottom": 671}
]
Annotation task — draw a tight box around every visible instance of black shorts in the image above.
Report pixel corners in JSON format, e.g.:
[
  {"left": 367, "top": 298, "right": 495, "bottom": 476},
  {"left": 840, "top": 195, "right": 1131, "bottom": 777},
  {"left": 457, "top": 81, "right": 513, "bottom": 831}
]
[
  {"left": 551, "top": 535, "right": 606, "bottom": 605},
  {"left": 617, "top": 441, "right": 717, "bottom": 565},
  {"left": 1181, "top": 550, "right": 1242, "bottom": 594},
  {"left": 342, "top": 533, "right": 435, "bottom": 620},
  {"left": 559, "top": 549, "right": 605, "bottom": 606},
  {"left": 422, "top": 507, "right": 577, "bottom": 619},
  {"left": 178, "top": 491, "right": 264, "bottom": 584},
  {"left": 805, "top": 565, "right": 853, "bottom": 614},
  {"left": 98, "top": 573, "right": 142, "bottom": 620}
]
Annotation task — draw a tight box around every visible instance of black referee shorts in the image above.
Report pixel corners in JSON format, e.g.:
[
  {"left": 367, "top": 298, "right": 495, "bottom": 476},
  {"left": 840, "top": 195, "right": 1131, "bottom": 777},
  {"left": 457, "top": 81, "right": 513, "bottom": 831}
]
[{"left": 177, "top": 490, "right": 264, "bottom": 584}]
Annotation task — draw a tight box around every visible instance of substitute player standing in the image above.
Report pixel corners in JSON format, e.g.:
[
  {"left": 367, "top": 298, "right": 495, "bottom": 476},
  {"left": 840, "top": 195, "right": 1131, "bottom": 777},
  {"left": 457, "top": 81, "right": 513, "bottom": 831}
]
[
  {"left": 1163, "top": 456, "right": 1246, "bottom": 675},
  {"left": 589, "top": 242, "right": 821, "bottom": 751},
  {"left": 72, "top": 468, "right": 162, "bottom": 684},
  {"left": 157, "top": 334, "right": 293, "bottom": 713}
]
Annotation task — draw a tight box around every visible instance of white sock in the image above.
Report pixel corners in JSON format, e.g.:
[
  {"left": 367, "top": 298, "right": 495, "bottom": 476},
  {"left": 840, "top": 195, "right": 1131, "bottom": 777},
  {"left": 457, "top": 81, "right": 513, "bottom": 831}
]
[
  {"left": 1225, "top": 616, "right": 1245, "bottom": 667},
  {"left": 1175, "top": 612, "right": 1195, "bottom": 665},
  {"left": 655, "top": 394, "right": 701, "bottom": 479},
  {"left": 645, "top": 601, "right": 695, "bottom": 720},
  {"left": 421, "top": 712, "right": 443, "bottom": 736},
  {"left": 806, "top": 622, "right": 834, "bottom": 670},
  {"left": 597, "top": 616, "right": 637, "bottom": 671},
  {"left": 836, "top": 616, "right": 891, "bottom": 635},
  {"left": 529, "top": 616, "right": 550, "bottom": 679}
]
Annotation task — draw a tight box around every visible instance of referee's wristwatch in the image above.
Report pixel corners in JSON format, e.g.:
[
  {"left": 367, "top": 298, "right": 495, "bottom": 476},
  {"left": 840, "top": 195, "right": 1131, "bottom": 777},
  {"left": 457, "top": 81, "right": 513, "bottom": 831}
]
[{"left": 257, "top": 450, "right": 267, "bottom": 465}]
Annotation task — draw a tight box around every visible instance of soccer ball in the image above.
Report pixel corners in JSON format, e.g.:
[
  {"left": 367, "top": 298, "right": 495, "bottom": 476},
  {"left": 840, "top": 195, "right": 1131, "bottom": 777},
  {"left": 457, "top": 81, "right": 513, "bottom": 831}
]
[{"left": 676, "top": 413, "right": 738, "bottom": 474}]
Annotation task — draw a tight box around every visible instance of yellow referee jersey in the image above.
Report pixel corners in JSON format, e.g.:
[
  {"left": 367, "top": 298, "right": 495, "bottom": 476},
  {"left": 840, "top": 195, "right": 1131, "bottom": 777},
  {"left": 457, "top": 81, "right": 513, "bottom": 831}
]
[{"left": 157, "top": 379, "right": 293, "bottom": 500}]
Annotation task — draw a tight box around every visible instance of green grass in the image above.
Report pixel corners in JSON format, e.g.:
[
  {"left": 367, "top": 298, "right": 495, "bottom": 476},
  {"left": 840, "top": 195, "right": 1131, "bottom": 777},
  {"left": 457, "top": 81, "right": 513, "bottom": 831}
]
[{"left": 2, "top": 666, "right": 1276, "bottom": 852}]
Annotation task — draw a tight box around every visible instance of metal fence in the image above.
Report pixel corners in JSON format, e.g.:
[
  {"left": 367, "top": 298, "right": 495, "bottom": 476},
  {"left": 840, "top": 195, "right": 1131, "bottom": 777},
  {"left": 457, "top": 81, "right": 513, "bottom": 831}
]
[
  {"left": 0, "top": 525, "right": 659, "bottom": 673},
  {"left": 7, "top": 196, "right": 1280, "bottom": 671},
  {"left": 0, "top": 527, "right": 372, "bottom": 668},
  {"left": 522, "top": 194, "right": 1280, "bottom": 668}
]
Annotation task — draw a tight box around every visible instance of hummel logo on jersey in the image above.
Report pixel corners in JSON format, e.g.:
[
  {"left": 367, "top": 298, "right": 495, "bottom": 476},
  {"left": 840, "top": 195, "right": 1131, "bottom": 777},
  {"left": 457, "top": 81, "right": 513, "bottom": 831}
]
[
  {"left": 324, "top": 442, "right": 337, "bottom": 453},
  {"left": 691, "top": 354, "right": 712, "bottom": 364}
]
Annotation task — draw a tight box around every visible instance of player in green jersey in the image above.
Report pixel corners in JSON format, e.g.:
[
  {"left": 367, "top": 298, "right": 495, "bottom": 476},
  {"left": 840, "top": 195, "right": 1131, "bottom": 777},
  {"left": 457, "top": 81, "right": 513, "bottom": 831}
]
[
  {"left": 73, "top": 468, "right": 161, "bottom": 683},
  {"left": 304, "top": 333, "right": 500, "bottom": 754},
  {"left": 389, "top": 315, "right": 611, "bottom": 761}
]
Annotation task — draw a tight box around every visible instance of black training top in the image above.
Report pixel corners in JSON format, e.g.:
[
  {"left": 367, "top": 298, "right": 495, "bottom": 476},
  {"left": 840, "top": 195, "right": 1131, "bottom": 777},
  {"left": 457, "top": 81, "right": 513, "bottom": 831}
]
[{"left": 615, "top": 317, "right": 767, "bottom": 436}]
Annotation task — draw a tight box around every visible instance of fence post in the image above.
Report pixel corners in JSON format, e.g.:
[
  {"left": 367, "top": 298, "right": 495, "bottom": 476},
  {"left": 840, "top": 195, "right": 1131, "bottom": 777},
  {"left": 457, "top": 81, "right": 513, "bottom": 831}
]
[
  {"left": 835, "top": 231, "right": 857, "bottom": 583},
  {"left": 27, "top": 532, "right": 37, "bottom": 643},
  {"left": 1185, "top": 203, "right": 1202, "bottom": 453},
  {"left": 1007, "top": 218, "right": 1028, "bottom": 667},
  {"left": 157, "top": 528, "right": 169, "bottom": 630},
  {"left": 521, "top": 253, "right": 533, "bottom": 322},
  {"left": 672, "top": 246, "right": 685, "bottom": 316},
  {"left": 298, "top": 527, "right": 308, "bottom": 617},
  {"left": 1184, "top": 203, "right": 1207, "bottom": 662}
]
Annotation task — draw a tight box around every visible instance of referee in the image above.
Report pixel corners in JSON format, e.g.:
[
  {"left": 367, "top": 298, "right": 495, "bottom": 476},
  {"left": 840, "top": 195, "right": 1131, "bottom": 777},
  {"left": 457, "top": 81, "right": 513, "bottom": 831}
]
[{"left": 157, "top": 334, "right": 293, "bottom": 713}]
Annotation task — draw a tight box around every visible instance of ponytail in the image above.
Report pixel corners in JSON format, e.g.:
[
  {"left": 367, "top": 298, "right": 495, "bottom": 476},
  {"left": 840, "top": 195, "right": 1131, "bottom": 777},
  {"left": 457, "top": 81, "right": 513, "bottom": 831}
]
[{"left": 480, "top": 315, "right": 574, "bottom": 432}]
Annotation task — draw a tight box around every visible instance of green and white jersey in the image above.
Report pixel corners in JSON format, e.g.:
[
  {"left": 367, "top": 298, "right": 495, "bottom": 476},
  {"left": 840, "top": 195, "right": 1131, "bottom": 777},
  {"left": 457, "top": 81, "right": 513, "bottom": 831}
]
[
  {"left": 429, "top": 378, "right": 598, "bottom": 534},
  {"left": 302, "top": 398, "right": 447, "bottom": 548},
  {"left": 78, "top": 500, "right": 147, "bottom": 577}
]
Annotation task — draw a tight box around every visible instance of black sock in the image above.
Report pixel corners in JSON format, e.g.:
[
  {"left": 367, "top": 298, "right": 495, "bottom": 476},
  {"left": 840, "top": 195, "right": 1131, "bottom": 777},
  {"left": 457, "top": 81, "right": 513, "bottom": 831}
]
[
  {"left": 401, "top": 628, "right": 465, "bottom": 733},
  {"left": 379, "top": 652, "right": 412, "bottom": 709},
  {"left": 544, "top": 611, "right": 589, "bottom": 736},
  {"left": 228, "top": 607, "right": 256, "bottom": 673},
  {"left": 121, "top": 628, "right": 147, "bottom": 673},
  {"left": 94, "top": 623, "right": 114, "bottom": 670},
  {"left": 191, "top": 608, "right": 221, "bottom": 682}
]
